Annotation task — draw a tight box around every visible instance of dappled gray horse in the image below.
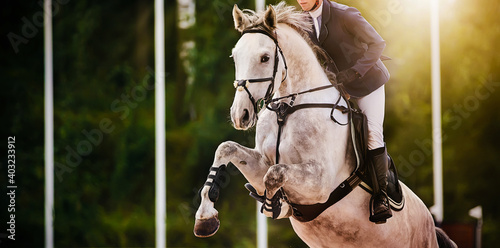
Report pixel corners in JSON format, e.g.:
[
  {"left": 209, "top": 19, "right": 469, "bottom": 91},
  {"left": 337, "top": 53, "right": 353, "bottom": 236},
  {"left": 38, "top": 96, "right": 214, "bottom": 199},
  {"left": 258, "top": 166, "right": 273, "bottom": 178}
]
[{"left": 194, "top": 3, "right": 455, "bottom": 247}]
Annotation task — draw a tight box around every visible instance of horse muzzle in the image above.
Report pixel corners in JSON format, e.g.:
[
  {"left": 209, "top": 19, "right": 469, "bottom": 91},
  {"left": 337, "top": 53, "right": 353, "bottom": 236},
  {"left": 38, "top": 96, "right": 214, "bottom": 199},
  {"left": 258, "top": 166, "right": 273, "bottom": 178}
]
[{"left": 231, "top": 106, "right": 256, "bottom": 130}]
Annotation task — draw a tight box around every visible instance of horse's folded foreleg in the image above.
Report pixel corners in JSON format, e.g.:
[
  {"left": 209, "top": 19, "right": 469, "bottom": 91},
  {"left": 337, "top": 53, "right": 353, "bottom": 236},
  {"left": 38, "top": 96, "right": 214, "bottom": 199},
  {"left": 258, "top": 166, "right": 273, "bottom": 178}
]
[
  {"left": 194, "top": 141, "right": 267, "bottom": 237},
  {"left": 193, "top": 164, "right": 227, "bottom": 237},
  {"left": 262, "top": 161, "right": 329, "bottom": 219}
]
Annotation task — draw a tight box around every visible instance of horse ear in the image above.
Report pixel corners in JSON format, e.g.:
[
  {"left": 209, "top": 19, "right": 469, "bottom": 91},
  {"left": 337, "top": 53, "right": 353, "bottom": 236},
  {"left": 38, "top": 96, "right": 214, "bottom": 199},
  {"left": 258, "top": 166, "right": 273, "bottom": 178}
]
[
  {"left": 263, "top": 5, "right": 277, "bottom": 30},
  {"left": 233, "top": 4, "right": 250, "bottom": 32}
]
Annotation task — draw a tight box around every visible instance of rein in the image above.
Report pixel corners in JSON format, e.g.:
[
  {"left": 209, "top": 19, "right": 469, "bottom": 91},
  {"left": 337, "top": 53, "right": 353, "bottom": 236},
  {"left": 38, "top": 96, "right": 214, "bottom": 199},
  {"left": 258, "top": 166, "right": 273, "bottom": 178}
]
[{"left": 267, "top": 92, "right": 348, "bottom": 164}]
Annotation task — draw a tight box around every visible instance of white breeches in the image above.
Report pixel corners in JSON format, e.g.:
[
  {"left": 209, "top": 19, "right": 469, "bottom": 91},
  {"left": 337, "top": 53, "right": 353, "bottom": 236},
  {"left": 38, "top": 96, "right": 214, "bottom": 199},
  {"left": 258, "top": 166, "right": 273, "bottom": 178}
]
[{"left": 354, "top": 85, "right": 385, "bottom": 150}]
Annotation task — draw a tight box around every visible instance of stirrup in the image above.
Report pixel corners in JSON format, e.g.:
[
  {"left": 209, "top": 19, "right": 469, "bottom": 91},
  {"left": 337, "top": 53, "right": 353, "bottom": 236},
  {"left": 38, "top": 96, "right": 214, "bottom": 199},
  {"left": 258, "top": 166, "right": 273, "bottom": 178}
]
[{"left": 369, "top": 193, "right": 392, "bottom": 224}]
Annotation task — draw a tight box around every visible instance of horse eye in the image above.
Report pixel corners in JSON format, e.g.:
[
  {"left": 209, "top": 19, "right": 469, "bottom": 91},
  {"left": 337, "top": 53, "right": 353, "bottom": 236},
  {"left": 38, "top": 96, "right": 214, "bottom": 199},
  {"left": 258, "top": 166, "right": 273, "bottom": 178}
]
[{"left": 261, "top": 55, "right": 270, "bottom": 63}]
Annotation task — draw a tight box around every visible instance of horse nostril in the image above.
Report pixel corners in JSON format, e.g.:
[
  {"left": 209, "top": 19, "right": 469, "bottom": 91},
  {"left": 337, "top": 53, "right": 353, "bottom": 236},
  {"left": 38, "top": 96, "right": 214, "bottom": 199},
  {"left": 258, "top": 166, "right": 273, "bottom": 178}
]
[{"left": 242, "top": 109, "right": 250, "bottom": 123}]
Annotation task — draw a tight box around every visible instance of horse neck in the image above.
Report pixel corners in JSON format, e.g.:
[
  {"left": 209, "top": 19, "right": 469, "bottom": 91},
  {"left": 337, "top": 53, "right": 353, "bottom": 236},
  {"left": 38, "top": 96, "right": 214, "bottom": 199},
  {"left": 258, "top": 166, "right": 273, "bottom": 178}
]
[
  {"left": 275, "top": 25, "right": 339, "bottom": 102},
  {"left": 276, "top": 26, "right": 355, "bottom": 176}
]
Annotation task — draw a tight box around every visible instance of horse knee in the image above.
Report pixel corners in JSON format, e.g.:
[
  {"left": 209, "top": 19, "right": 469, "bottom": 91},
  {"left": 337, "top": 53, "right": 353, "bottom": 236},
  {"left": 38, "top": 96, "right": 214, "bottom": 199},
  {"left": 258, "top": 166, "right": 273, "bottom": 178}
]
[
  {"left": 264, "top": 164, "right": 288, "bottom": 192},
  {"left": 215, "top": 141, "right": 238, "bottom": 160}
]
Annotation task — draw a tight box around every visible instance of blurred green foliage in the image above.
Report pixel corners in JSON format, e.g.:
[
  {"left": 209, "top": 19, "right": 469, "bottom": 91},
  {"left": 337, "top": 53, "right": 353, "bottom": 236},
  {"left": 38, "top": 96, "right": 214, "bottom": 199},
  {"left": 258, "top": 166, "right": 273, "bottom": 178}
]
[{"left": 1, "top": 0, "right": 499, "bottom": 247}]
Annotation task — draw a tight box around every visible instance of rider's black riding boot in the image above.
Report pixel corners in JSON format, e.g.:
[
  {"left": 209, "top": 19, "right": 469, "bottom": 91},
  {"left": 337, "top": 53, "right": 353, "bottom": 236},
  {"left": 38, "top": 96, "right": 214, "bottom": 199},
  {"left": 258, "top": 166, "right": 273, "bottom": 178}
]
[{"left": 368, "top": 146, "right": 392, "bottom": 224}]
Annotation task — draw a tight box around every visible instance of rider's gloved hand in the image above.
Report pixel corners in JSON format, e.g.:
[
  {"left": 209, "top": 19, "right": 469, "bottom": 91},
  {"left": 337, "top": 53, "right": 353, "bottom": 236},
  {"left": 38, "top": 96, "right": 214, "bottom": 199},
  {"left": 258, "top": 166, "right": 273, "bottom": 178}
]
[{"left": 336, "top": 68, "right": 361, "bottom": 85}]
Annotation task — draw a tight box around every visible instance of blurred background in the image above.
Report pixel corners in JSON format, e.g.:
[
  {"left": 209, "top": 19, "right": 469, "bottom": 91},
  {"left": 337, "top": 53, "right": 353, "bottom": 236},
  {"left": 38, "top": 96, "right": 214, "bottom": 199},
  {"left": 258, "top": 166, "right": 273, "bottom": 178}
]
[{"left": 1, "top": 0, "right": 499, "bottom": 247}]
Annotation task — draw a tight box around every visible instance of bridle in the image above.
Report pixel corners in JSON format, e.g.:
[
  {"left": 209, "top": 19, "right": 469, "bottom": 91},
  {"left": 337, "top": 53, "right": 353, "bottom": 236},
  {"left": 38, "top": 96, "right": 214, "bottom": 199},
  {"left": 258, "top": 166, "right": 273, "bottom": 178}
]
[
  {"left": 233, "top": 29, "right": 288, "bottom": 116},
  {"left": 232, "top": 26, "right": 368, "bottom": 222},
  {"left": 233, "top": 27, "right": 347, "bottom": 162}
]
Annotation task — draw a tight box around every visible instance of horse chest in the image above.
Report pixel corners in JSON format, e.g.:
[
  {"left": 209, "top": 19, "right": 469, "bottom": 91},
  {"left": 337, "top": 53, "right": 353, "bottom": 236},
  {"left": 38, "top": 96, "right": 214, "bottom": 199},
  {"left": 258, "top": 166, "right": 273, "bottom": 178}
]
[{"left": 257, "top": 112, "right": 321, "bottom": 164}]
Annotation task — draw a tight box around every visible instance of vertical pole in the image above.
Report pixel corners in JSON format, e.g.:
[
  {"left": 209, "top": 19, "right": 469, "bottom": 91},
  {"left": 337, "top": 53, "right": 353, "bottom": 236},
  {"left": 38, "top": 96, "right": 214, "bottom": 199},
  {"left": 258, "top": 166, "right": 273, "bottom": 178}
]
[
  {"left": 254, "top": 1, "right": 267, "bottom": 247},
  {"left": 155, "top": 0, "right": 166, "bottom": 247},
  {"left": 44, "top": 1, "right": 54, "bottom": 247},
  {"left": 476, "top": 218, "right": 483, "bottom": 248},
  {"left": 256, "top": 0, "right": 265, "bottom": 13},
  {"left": 257, "top": 202, "right": 267, "bottom": 248},
  {"left": 430, "top": 0, "right": 443, "bottom": 224},
  {"left": 469, "top": 206, "right": 483, "bottom": 248}
]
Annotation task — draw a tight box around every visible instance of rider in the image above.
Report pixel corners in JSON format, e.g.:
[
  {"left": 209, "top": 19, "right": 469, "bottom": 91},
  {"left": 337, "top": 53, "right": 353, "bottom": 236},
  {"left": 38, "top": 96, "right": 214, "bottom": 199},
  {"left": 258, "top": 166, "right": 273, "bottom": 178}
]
[{"left": 297, "top": 0, "right": 392, "bottom": 223}]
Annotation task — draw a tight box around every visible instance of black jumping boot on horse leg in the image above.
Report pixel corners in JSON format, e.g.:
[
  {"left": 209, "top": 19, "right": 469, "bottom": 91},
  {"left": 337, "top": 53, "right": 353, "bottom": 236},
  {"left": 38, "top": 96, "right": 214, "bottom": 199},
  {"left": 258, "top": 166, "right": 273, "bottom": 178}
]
[{"left": 368, "top": 146, "right": 392, "bottom": 224}]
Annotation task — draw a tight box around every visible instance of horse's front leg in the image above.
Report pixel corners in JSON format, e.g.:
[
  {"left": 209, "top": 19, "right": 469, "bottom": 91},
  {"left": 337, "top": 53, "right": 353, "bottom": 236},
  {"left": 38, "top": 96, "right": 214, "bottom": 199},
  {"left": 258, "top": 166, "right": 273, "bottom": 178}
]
[
  {"left": 262, "top": 160, "right": 330, "bottom": 219},
  {"left": 194, "top": 141, "right": 269, "bottom": 237}
]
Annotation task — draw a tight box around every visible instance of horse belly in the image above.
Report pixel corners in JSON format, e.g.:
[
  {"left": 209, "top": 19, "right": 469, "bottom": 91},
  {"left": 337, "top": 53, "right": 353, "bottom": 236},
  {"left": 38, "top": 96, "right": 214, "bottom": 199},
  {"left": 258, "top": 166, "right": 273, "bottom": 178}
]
[
  {"left": 287, "top": 190, "right": 376, "bottom": 247},
  {"left": 288, "top": 186, "right": 438, "bottom": 248},
  {"left": 290, "top": 213, "right": 404, "bottom": 248}
]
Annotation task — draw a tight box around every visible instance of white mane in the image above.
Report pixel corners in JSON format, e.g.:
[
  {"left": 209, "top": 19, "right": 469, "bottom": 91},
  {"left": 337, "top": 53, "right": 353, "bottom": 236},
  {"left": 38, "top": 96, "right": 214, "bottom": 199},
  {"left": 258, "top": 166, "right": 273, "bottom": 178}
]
[{"left": 239, "top": 2, "right": 337, "bottom": 83}]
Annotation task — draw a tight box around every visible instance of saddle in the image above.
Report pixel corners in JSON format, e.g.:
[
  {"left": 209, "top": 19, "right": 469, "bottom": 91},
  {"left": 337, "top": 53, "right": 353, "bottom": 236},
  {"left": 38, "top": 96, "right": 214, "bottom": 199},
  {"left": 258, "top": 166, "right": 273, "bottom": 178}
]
[{"left": 349, "top": 105, "right": 405, "bottom": 211}]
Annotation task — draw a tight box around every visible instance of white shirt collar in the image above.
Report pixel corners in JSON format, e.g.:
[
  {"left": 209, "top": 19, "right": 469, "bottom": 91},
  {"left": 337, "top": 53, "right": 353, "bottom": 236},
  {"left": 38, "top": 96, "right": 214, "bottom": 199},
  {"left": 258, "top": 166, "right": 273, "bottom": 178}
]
[{"left": 308, "top": 1, "right": 323, "bottom": 19}]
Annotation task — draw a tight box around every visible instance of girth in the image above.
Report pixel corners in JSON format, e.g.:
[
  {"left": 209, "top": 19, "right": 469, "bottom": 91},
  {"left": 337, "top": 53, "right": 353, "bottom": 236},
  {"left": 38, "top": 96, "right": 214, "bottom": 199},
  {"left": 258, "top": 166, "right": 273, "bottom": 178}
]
[{"left": 291, "top": 172, "right": 362, "bottom": 222}]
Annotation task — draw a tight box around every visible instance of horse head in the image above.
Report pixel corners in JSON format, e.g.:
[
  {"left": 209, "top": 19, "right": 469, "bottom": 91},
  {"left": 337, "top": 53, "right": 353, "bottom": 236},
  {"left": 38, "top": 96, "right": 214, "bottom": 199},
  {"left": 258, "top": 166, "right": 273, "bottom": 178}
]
[{"left": 230, "top": 5, "right": 286, "bottom": 130}]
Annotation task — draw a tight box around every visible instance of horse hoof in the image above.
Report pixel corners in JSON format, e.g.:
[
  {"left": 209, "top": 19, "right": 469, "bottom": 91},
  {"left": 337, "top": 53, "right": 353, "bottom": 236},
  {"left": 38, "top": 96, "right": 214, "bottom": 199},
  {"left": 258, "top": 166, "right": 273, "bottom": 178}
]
[{"left": 194, "top": 216, "right": 220, "bottom": 238}]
